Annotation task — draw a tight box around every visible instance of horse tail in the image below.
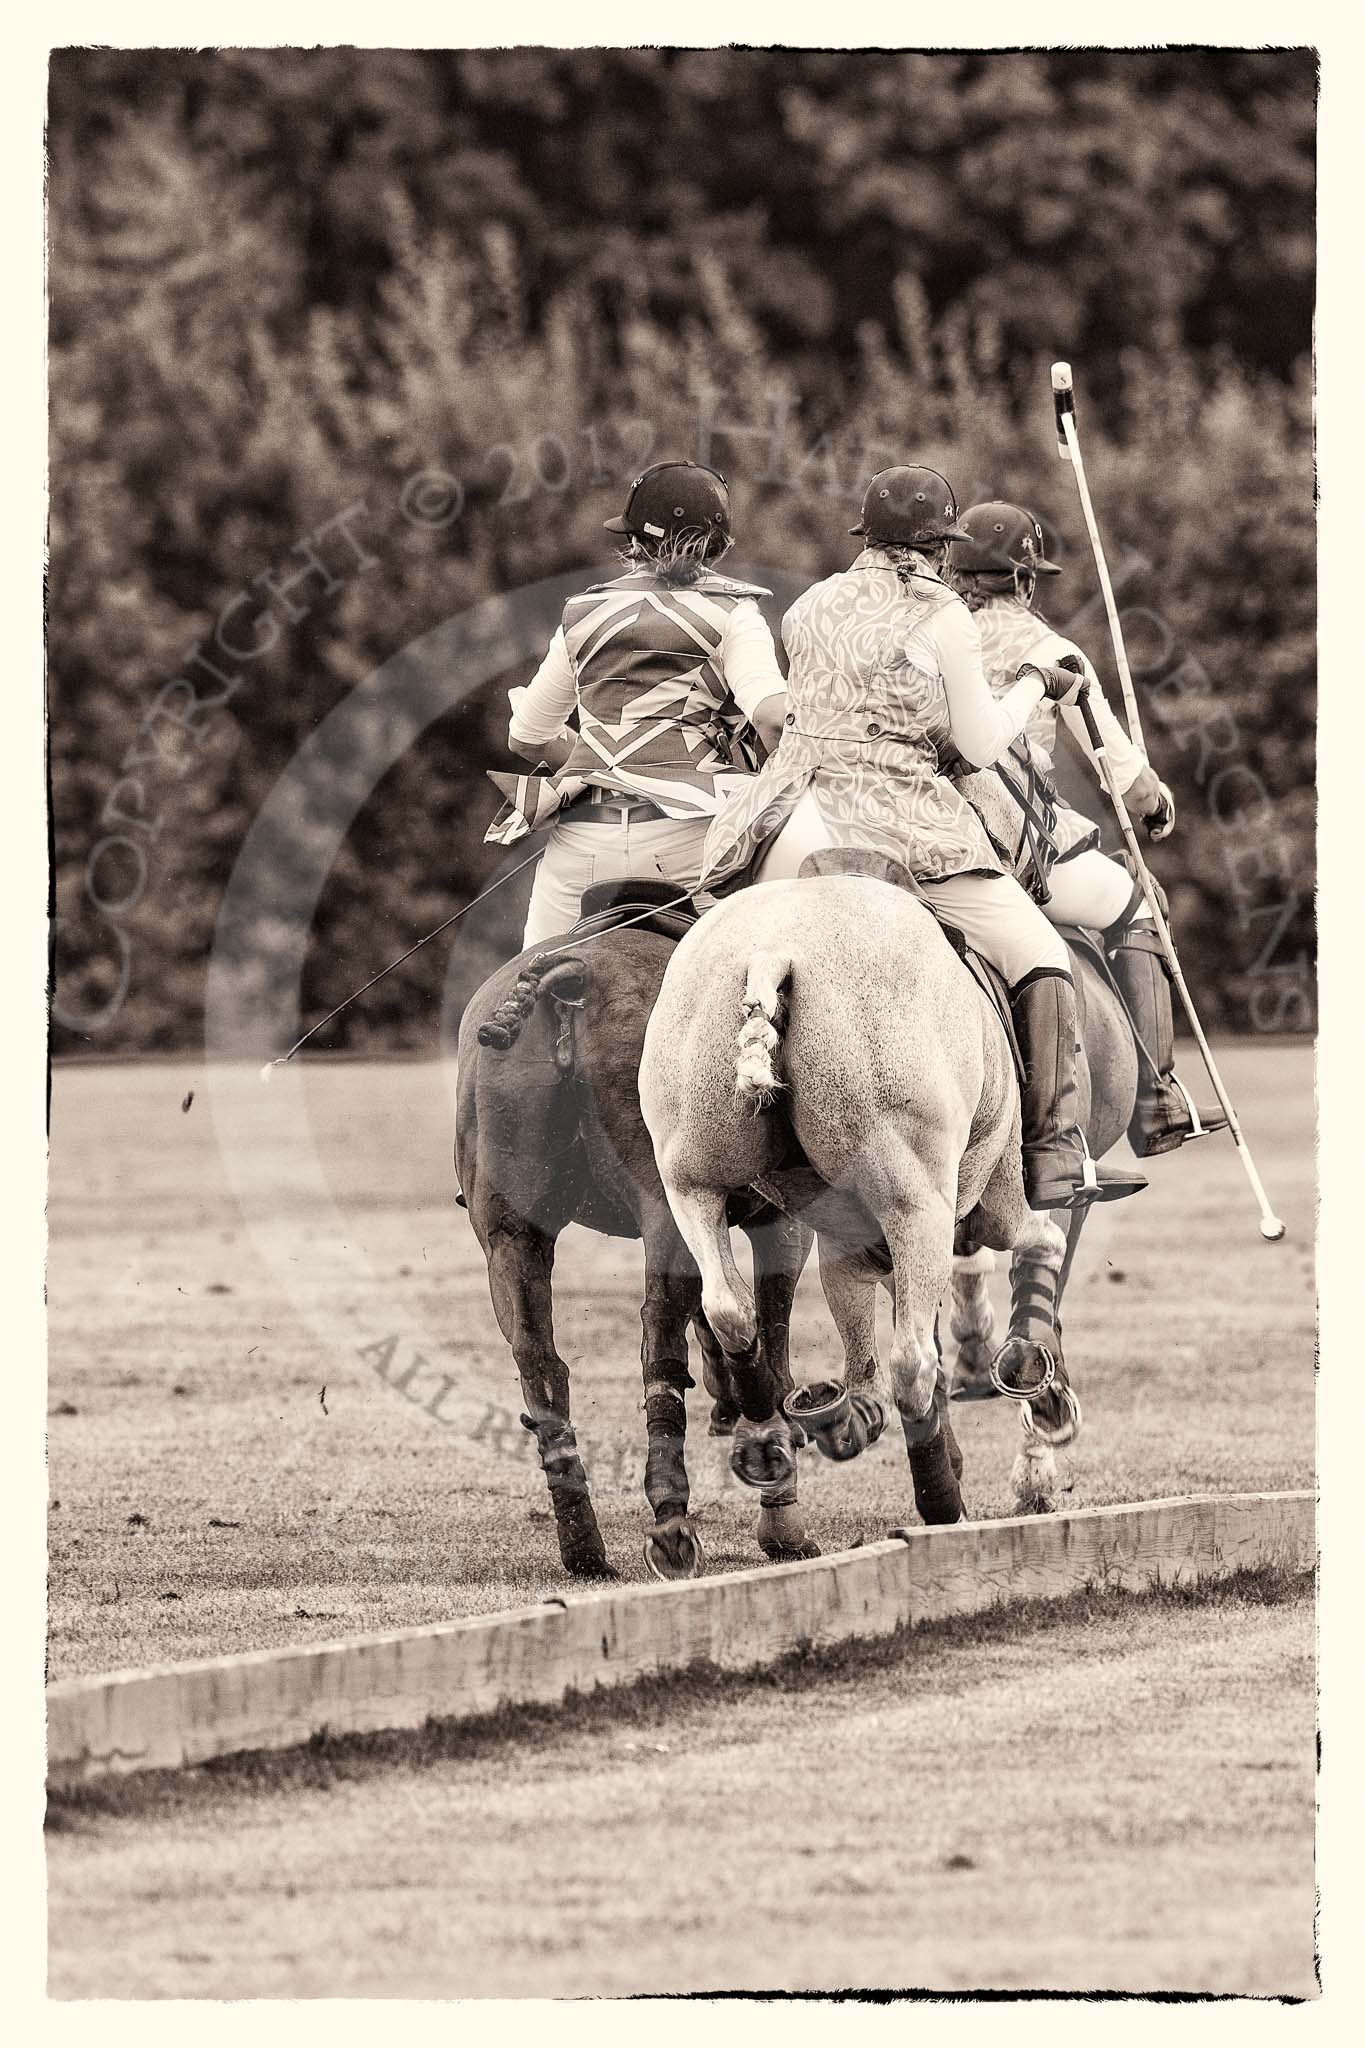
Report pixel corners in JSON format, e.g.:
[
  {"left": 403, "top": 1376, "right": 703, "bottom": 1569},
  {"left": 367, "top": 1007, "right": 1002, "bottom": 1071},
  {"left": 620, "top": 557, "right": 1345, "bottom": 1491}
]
[
  {"left": 735, "top": 951, "right": 791, "bottom": 1110},
  {"left": 477, "top": 954, "right": 587, "bottom": 1051}
]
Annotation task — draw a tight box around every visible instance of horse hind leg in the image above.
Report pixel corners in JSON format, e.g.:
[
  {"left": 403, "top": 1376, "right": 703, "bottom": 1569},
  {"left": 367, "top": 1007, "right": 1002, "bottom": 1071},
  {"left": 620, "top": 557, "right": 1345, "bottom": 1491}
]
[
  {"left": 637, "top": 1204, "right": 706, "bottom": 1581},
  {"left": 948, "top": 1246, "right": 997, "bottom": 1402},
  {"left": 484, "top": 1219, "right": 613, "bottom": 1579},
  {"left": 747, "top": 1211, "right": 820, "bottom": 1562},
  {"left": 788, "top": 1233, "right": 890, "bottom": 1468},
  {"left": 989, "top": 1211, "right": 1081, "bottom": 1515},
  {"left": 691, "top": 1312, "right": 741, "bottom": 1437},
  {"left": 880, "top": 1187, "right": 965, "bottom": 1527},
  {"left": 663, "top": 1182, "right": 798, "bottom": 1498}
]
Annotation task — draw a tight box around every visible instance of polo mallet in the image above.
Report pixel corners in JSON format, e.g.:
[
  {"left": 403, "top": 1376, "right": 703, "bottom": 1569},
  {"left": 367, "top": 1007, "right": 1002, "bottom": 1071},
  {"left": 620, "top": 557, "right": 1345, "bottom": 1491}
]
[
  {"left": 257, "top": 845, "right": 544, "bottom": 1080},
  {"left": 1052, "top": 361, "right": 1148, "bottom": 757},
  {"left": 1072, "top": 675, "right": 1286, "bottom": 1242}
]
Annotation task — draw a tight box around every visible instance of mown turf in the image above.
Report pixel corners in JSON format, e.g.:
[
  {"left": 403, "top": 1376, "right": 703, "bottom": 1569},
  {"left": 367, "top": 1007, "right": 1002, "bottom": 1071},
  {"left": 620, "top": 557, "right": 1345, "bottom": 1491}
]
[
  {"left": 47, "top": 1045, "right": 1315, "bottom": 1679},
  {"left": 46, "top": 1570, "right": 1316, "bottom": 1999},
  {"left": 47, "top": 1561, "right": 1310, "bottom": 1825}
]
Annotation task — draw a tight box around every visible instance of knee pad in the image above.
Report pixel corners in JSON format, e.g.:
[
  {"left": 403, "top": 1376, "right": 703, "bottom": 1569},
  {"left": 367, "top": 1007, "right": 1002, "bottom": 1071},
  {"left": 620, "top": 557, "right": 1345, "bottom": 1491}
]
[
  {"left": 1101, "top": 876, "right": 1150, "bottom": 950},
  {"left": 1117, "top": 851, "right": 1169, "bottom": 918}
]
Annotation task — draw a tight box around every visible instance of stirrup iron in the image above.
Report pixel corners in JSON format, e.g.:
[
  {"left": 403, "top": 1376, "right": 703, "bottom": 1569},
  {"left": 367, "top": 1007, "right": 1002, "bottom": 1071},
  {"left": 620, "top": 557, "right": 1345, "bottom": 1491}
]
[{"left": 1172, "top": 1074, "right": 1212, "bottom": 1140}]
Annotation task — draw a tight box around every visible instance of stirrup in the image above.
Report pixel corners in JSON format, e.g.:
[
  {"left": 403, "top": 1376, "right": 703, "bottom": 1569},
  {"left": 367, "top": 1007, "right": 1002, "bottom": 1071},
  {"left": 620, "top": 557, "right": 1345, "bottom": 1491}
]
[{"left": 1171, "top": 1074, "right": 1227, "bottom": 1140}]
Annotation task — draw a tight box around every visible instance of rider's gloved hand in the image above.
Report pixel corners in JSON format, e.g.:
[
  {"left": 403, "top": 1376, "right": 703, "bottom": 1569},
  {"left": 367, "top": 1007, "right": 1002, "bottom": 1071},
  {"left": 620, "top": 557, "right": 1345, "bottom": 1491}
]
[
  {"left": 1144, "top": 781, "right": 1176, "bottom": 842},
  {"left": 1017, "top": 651, "right": 1084, "bottom": 706}
]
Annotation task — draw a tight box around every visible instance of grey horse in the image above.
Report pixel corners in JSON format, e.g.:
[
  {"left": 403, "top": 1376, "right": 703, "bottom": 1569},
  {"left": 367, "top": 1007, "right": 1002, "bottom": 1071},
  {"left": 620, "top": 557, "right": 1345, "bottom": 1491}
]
[
  {"left": 946, "top": 767, "right": 1140, "bottom": 1475},
  {"left": 639, "top": 855, "right": 1084, "bottom": 1527}
]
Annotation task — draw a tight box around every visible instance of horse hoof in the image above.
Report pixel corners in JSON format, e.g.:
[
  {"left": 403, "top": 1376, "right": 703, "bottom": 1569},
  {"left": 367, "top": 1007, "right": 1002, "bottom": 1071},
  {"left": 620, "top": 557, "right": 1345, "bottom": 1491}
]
[
  {"left": 566, "top": 1554, "right": 618, "bottom": 1581},
  {"left": 818, "top": 1392, "right": 886, "bottom": 1461},
  {"left": 642, "top": 1517, "right": 705, "bottom": 1581},
  {"left": 989, "top": 1339, "right": 1081, "bottom": 1445},
  {"left": 784, "top": 1378, "right": 850, "bottom": 1435},
  {"left": 759, "top": 1536, "right": 821, "bottom": 1563},
  {"left": 708, "top": 1412, "right": 737, "bottom": 1438},
  {"left": 949, "top": 1371, "right": 999, "bottom": 1403},
  {"left": 730, "top": 1421, "right": 797, "bottom": 1491},
  {"left": 1019, "top": 1383, "right": 1082, "bottom": 1448},
  {"left": 783, "top": 1383, "right": 885, "bottom": 1462}
]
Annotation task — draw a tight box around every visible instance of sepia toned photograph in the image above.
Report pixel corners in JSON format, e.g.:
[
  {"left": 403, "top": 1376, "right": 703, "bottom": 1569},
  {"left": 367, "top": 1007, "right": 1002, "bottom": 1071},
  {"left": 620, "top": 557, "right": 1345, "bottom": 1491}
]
[{"left": 44, "top": 37, "right": 1317, "bottom": 2002}]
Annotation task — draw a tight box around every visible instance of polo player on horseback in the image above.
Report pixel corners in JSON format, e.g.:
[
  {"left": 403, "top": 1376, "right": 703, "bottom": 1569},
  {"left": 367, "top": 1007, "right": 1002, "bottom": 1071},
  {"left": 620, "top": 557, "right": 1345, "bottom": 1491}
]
[
  {"left": 950, "top": 501, "right": 1226, "bottom": 1156},
  {"left": 485, "top": 461, "right": 786, "bottom": 948},
  {"left": 701, "top": 465, "right": 1146, "bottom": 1214}
]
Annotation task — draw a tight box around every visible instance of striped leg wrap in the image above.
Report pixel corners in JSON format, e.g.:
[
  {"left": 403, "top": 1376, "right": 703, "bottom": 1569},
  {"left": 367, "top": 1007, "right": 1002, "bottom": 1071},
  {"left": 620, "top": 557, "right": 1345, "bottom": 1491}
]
[{"left": 1010, "top": 1250, "right": 1061, "bottom": 1346}]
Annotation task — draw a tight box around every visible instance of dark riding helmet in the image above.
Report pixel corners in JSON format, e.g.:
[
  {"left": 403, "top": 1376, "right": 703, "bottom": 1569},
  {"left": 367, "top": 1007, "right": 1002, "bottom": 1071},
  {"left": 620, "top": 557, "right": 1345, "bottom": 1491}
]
[
  {"left": 850, "top": 466, "right": 973, "bottom": 546},
  {"left": 952, "top": 502, "right": 1061, "bottom": 579},
  {"left": 604, "top": 461, "right": 732, "bottom": 547}
]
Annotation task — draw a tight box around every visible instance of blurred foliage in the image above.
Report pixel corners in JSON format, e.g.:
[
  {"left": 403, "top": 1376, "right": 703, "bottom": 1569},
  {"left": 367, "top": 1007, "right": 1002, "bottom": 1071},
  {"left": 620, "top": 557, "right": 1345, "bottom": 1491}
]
[{"left": 48, "top": 47, "right": 1315, "bottom": 1051}]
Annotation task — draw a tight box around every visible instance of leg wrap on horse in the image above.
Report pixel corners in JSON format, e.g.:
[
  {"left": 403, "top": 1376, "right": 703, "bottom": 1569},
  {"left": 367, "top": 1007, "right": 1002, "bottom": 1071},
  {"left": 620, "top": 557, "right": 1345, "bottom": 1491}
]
[
  {"left": 643, "top": 1364, "right": 694, "bottom": 1521},
  {"left": 909, "top": 1429, "right": 965, "bottom": 1526},
  {"left": 519, "top": 1411, "right": 611, "bottom": 1575},
  {"left": 520, "top": 1412, "right": 590, "bottom": 1502},
  {"left": 1008, "top": 1245, "right": 1063, "bottom": 1346}
]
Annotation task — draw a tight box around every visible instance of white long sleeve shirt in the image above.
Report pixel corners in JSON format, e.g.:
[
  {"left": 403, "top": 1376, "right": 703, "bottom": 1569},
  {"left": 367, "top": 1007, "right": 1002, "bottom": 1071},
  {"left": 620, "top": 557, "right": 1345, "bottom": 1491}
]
[{"left": 909, "top": 585, "right": 1047, "bottom": 769}]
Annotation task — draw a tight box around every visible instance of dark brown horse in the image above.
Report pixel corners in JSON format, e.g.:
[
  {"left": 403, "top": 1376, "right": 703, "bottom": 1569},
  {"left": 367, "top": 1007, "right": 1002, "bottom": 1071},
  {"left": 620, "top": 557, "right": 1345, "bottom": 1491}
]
[{"left": 454, "top": 880, "right": 816, "bottom": 1581}]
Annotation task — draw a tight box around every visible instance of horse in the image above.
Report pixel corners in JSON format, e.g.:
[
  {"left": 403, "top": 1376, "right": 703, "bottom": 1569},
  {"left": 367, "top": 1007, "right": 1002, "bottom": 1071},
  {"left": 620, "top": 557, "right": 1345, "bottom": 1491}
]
[
  {"left": 945, "top": 768, "right": 1141, "bottom": 1474},
  {"left": 638, "top": 851, "right": 1094, "bottom": 1531},
  {"left": 454, "top": 879, "right": 817, "bottom": 1582}
]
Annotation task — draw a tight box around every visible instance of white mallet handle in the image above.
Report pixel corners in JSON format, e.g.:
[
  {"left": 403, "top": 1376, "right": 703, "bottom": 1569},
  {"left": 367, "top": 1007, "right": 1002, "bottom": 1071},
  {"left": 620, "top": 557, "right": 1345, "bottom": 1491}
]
[{"left": 1050, "top": 360, "right": 1147, "bottom": 758}]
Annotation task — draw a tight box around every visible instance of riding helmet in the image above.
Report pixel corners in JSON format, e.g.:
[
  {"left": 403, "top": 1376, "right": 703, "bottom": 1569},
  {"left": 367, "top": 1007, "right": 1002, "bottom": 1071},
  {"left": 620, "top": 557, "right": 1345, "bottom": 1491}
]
[
  {"left": 953, "top": 502, "right": 1061, "bottom": 578},
  {"left": 850, "top": 466, "right": 973, "bottom": 546},
  {"left": 604, "top": 461, "right": 732, "bottom": 546}
]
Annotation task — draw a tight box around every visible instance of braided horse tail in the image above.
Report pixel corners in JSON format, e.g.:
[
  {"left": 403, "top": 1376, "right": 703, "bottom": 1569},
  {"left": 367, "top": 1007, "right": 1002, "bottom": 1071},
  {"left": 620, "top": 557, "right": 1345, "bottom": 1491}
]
[
  {"left": 477, "top": 953, "right": 588, "bottom": 1051},
  {"left": 734, "top": 951, "right": 792, "bottom": 1110}
]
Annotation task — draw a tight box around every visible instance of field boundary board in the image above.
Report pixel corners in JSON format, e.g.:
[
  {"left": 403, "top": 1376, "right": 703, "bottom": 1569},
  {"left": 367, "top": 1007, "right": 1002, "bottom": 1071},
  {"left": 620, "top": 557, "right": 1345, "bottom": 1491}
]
[{"left": 48, "top": 1490, "right": 1314, "bottom": 1786}]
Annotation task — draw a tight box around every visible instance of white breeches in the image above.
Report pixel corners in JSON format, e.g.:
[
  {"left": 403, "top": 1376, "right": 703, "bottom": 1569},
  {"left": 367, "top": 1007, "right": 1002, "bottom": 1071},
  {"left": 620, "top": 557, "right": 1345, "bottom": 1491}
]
[
  {"left": 756, "top": 786, "right": 1070, "bottom": 986},
  {"left": 522, "top": 811, "right": 712, "bottom": 948},
  {"left": 1042, "top": 847, "right": 1149, "bottom": 932}
]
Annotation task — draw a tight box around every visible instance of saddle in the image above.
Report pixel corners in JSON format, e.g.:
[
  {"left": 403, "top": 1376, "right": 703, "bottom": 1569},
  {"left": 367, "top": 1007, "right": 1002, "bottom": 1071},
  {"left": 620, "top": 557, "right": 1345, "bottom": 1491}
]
[
  {"left": 798, "top": 849, "right": 1024, "bottom": 1082},
  {"left": 568, "top": 876, "right": 701, "bottom": 946}
]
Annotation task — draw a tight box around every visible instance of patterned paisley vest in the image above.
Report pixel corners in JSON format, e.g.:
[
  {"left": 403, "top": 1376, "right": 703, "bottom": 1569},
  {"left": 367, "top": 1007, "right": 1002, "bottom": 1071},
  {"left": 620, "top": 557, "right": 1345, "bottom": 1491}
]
[
  {"left": 702, "top": 552, "right": 1003, "bottom": 887},
  {"left": 485, "top": 570, "right": 770, "bottom": 846}
]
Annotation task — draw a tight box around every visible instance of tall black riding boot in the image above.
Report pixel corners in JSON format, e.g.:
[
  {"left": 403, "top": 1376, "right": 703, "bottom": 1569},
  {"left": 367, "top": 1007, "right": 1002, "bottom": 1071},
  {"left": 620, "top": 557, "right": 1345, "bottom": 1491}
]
[
  {"left": 1108, "top": 926, "right": 1229, "bottom": 1157},
  {"left": 1011, "top": 970, "right": 1147, "bottom": 1211}
]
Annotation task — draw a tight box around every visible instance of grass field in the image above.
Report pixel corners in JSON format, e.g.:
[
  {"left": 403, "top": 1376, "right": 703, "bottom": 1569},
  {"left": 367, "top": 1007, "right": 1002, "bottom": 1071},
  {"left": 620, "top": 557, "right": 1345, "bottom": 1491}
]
[
  {"left": 47, "top": 1047, "right": 1316, "bottom": 1681},
  {"left": 47, "top": 1570, "right": 1316, "bottom": 1998},
  {"left": 45, "top": 1047, "right": 1317, "bottom": 2001}
]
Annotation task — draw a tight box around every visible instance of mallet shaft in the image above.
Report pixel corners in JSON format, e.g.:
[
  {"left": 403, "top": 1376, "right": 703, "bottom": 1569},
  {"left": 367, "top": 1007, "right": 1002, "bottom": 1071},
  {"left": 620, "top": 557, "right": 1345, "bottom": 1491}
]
[
  {"left": 1051, "top": 362, "right": 1148, "bottom": 758},
  {"left": 1076, "top": 685, "right": 1284, "bottom": 1239}
]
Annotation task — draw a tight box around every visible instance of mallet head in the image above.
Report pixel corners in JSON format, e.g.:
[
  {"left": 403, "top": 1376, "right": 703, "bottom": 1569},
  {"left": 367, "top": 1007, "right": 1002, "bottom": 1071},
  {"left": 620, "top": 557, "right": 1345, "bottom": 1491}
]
[
  {"left": 1260, "top": 1217, "right": 1287, "bottom": 1242},
  {"left": 1051, "top": 360, "right": 1075, "bottom": 459}
]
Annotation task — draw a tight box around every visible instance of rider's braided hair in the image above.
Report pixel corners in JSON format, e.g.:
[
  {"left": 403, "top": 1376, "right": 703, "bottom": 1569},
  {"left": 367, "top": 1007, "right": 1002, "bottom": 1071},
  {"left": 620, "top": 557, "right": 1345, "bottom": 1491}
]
[
  {"left": 874, "top": 538, "right": 953, "bottom": 594},
  {"left": 616, "top": 529, "right": 734, "bottom": 588}
]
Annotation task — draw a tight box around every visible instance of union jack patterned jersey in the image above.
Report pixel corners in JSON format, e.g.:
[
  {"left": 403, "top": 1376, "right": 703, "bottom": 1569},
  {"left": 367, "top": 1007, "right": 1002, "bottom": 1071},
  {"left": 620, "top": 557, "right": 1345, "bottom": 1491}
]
[{"left": 485, "top": 570, "right": 772, "bottom": 845}]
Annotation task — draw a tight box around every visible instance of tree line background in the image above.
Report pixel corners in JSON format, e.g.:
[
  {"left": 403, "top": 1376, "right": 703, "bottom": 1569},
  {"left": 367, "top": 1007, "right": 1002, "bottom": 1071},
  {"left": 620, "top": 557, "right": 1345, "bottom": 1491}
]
[{"left": 48, "top": 46, "right": 1316, "bottom": 1053}]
